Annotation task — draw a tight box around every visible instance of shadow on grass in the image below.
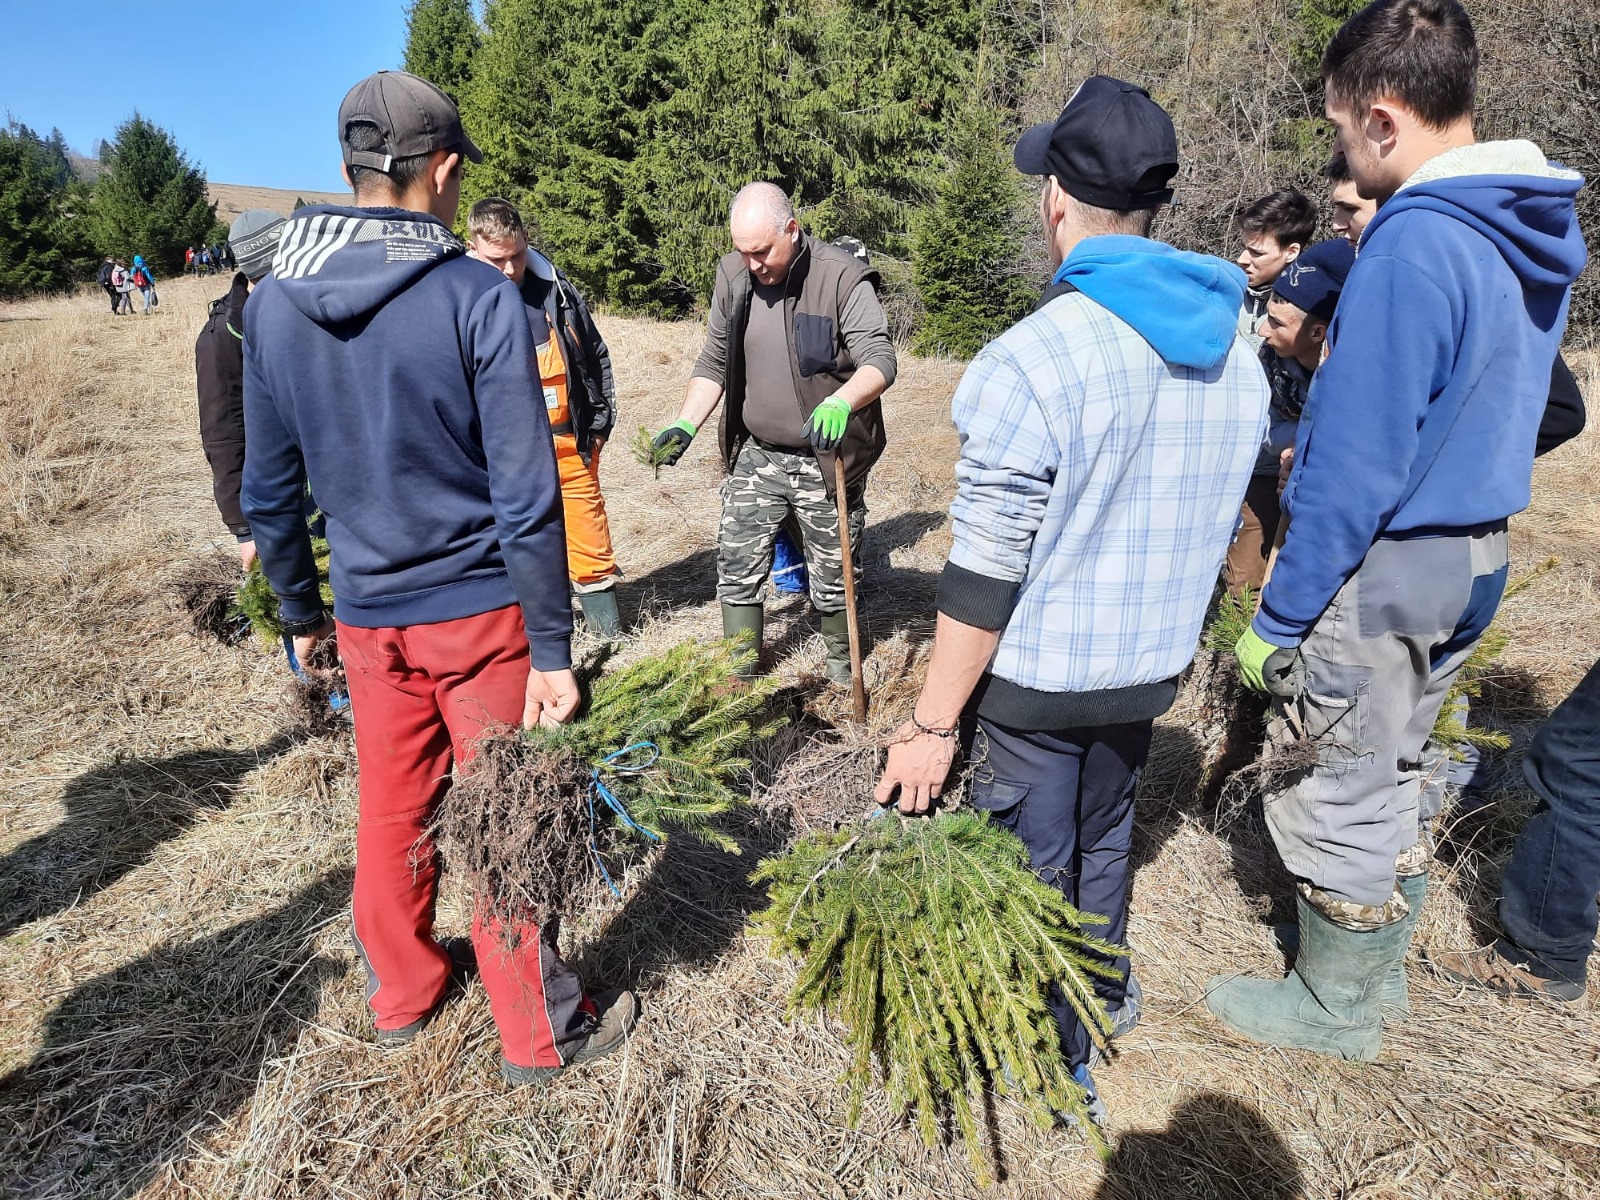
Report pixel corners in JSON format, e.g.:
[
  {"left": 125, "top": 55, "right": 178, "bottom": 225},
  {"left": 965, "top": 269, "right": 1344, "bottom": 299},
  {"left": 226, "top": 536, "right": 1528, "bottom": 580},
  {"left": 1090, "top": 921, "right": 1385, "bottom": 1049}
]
[
  {"left": 0, "top": 868, "right": 352, "bottom": 1197},
  {"left": 0, "top": 733, "right": 301, "bottom": 938},
  {"left": 1093, "top": 1092, "right": 1306, "bottom": 1199}
]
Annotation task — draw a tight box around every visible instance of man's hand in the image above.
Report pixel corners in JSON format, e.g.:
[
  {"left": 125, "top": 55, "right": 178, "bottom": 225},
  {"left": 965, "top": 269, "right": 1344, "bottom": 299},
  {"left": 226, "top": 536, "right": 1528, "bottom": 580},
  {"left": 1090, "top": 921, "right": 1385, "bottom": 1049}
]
[
  {"left": 237, "top": 539, "right": 258, "bottom": 572},
  {"left": 524, "top": 668, "right": 581, "bottom": 728},
  {"left": 802, "top": 396, "right": 852, "bottom": 454},
  {"left": 1235, "top": 627, "right": 1305, "bottom": 698},
  {"left": 873, "top": 722, "right": 957, "bottom": 815},
  {"left": 1277, "top": 447, "right": 1294, "bottom": 498},
  {"left": 292, "top": 618, "right": 336, "bottom": 670},
  {"left": 651, "top": 419, "right": 697, "bottom": 467}
]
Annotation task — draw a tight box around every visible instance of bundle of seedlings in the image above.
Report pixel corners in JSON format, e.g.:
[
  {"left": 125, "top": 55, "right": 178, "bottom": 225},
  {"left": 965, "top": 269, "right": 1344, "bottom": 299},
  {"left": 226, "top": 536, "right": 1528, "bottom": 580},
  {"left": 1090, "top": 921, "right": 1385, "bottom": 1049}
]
[
  {"left": 435, "top": 638, "right": 780, "bottom": 929},
  {"left": 751, "top": 806, "right": 1120, "bottom": 1179},
  {"left": 234, "top": 537, "right": 335, "bottom": 647},
  {"left": 1189, "top": 585, "right": 1272, "bottom": 807},
  {"left": 172, "top": 551, "right": 251, "bottom": 644}
]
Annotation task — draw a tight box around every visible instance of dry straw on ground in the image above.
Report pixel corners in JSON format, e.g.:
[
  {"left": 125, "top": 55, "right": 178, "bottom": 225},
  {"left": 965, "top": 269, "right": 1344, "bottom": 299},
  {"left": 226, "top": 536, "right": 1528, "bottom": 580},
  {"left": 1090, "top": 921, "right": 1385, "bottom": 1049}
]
[{"left": 1, "top": 280, "right": 1597, "bottom": 1199}]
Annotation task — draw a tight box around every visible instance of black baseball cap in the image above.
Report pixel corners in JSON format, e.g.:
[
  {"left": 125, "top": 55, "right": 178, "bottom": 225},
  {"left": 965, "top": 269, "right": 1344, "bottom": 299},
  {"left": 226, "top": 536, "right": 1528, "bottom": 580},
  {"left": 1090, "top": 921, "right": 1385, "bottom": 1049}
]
[
  {"left": 1014, "top": 76, "right": 1179, "bottom": 211},
  {"left": 338, "top": 70, "right": 483, "bottom": 172}
]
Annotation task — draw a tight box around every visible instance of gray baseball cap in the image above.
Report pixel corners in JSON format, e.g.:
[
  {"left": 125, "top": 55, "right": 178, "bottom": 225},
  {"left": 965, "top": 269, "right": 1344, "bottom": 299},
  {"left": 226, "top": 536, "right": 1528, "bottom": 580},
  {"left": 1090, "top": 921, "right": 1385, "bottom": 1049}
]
[{"left": 338, "top": 70, "right": 483, "bottom": 172}]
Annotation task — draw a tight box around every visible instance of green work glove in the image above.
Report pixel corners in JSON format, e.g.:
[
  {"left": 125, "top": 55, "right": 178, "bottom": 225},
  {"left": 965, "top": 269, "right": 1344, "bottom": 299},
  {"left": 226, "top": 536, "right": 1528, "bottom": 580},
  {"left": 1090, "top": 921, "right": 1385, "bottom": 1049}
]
[
  {"left": 1235, "top": 626, "right": 1306, "bottom": 698},
  {"left": 651, "top": 418, "right": 697, "bottom": 466},
  {"left": 801, "top": 396, "right": 852, "bottom": 454}
]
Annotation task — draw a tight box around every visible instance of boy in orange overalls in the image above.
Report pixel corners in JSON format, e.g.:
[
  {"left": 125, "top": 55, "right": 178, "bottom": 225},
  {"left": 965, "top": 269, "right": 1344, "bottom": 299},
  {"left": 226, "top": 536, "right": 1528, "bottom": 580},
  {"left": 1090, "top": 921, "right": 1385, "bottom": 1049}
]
[{"left": 468, "top": 199, "right": 622, "bottom": 636}]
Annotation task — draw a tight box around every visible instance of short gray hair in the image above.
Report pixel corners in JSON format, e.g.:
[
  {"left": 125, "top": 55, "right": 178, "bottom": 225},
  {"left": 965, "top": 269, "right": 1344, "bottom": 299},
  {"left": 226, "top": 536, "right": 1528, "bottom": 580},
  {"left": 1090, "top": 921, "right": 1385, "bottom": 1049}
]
[
  {"left": 730, "top": 182, "right": 796, "bottom": 231},
  {"left": 1066, "top": 192, "right": 1157, "bottom": 238}
]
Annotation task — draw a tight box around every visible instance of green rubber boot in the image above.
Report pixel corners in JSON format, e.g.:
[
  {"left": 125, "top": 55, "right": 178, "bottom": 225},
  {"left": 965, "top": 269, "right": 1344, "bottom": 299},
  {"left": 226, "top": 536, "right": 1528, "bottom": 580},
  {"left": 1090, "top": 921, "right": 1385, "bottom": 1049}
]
[
  {"left": 819, "top": 611, "right": 854, "bottom": 685},
  {"left": 577, "top": 587, "right": 623, "bottom": 639},
  {"left": 1274, "top": 872, "right": 1427, "bottom": 1018},
  {"left": 1207, "top": 893, "right": 1410, "bottom": 1060},
  {"left": 721, "top": 602, "right": 764, "bottom": 679}
]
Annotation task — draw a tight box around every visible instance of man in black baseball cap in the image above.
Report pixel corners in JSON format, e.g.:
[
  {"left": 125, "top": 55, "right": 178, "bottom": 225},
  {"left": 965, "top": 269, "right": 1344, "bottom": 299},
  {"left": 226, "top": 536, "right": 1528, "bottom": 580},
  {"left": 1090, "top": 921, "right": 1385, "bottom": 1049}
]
[
  {"left": 243, "top": 71, "right": 636, "bottom": 1087},
  {"left": 875, "top": 75, "right": 1267, "bottom": 1132}
]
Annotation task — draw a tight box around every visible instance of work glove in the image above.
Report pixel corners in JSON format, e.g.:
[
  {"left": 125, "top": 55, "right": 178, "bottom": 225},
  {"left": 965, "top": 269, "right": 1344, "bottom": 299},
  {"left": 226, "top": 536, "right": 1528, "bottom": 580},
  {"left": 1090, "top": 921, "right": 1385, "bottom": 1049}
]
[
  {"left": 651, "top": 419, "right": 697, "bottom": 467},
  {"left": 1235, "top": 626, "right": 1306, "bottom": 698},
  {"left": 802, "top": 396, "right": 852, "bottom": 454}
]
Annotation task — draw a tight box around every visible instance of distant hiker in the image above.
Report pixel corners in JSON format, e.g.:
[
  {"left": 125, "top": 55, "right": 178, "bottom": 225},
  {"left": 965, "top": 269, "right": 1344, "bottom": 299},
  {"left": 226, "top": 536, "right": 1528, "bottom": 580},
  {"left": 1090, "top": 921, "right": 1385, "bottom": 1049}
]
[
  {"left": 112, "top": 260, "right": 135, "bottom": 314},
  {"left": 196, "top": 209, "right": 288, "bottom": 572},
  {"left": 1324, "top": 153, "right": 1378, "bottom": 251},
  {"left": 97, "top": 257, "right": 118, "bottom": 314},
  {"left": 1223, "top": 238, "right": 1354, "bottom": 596},
  {"left": 186, "top": 246, "right": 196, "bottom": 275},
  {"left": 1233, "top": 188, "right": 1317, "bottom": 351},
  {"left": 241, "top": 69, "right": 635, "bottom": 1086},
  {"left": 130, "top": 255, "right": 156, "bottom": 314},
  {"left": 1213, "top": 0, "right": 1586, "bottom": 1062},
  {"left": 651, "top": 181, "right": 896, "bottom": 683},
  {"left": 467, "top": 197, "right": 625, "bottom": 639},
  {"left": 1432, "top": 657, "right": 1600, "bottom": 1006},
  {"left": 873, "top": 77, "right": 1269, "bottom": 1128}
]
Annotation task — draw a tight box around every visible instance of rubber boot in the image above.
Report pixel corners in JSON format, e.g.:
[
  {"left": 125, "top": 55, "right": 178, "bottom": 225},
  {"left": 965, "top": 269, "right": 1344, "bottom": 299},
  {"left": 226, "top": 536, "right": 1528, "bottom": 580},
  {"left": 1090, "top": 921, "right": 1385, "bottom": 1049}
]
[
  {"left": 721, "top": 603, "right": 764, "bottom": 679},
  {"left": 577, "top": 587, "right": 623, "bottom": 639},
  {"left": 819, "top": 611, "right": 853, "bottom": 685},
  {"left": 1206, "top": 892, "right": 1410, "bottom": 1060},
  {"left": 1275, "top": 872, "right": 1427, "bottom": 1018}
]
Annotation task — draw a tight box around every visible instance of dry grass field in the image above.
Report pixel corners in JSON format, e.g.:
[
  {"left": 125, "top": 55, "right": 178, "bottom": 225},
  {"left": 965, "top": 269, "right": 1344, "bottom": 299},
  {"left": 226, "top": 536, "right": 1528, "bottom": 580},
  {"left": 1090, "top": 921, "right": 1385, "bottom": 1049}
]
[
  {"left": 1, "top": 275, "right": 1597, "bottom": 1199},
  {"left": 207, "top": 183, "right": 351, "bottom": 225}
]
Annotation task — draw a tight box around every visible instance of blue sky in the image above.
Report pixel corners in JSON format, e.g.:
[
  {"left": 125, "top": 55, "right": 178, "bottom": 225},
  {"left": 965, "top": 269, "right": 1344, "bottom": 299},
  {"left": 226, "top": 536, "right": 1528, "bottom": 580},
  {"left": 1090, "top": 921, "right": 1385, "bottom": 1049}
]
[{"left": 4, "top": 0, "right": 412, "bottom": 191}]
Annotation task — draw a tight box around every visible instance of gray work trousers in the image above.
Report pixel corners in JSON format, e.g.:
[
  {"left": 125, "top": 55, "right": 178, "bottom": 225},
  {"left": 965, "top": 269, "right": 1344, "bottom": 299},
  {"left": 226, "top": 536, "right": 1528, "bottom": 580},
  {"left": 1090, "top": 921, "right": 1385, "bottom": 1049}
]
[{"left": 1265, "top": 525, "right": 1509, "bottom": 909}]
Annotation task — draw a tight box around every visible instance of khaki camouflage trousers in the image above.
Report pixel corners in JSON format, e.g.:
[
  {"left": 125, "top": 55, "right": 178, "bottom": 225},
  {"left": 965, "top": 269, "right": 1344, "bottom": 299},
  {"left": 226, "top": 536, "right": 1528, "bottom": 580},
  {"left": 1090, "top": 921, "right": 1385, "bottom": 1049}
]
[{"left": 717, "top": 442, "right": 866, "bottom": 614}]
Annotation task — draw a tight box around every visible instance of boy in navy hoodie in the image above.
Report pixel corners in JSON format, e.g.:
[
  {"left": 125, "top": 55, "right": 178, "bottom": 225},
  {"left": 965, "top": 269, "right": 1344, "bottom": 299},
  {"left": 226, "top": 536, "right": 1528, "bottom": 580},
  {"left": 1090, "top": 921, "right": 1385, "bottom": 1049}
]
[
  {"left": 242, "top": 71, "right": 635, "bottom": 1086},
  {"left": 1213, "top": 0, "right": 1586, "bottom": 1060}
]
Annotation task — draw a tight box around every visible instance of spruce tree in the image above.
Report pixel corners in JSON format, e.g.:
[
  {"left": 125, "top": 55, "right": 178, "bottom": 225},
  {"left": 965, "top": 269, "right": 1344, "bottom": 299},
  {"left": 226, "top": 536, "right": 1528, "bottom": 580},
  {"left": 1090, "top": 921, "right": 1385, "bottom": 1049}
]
[
  {"left": 910, "top": 98, "right": 1034, "bottom": 358},
  {"left": 402, "top": 0, "right": 481, "bottom": 103},
  {"left": 90, "top": 114, "right": 216, "bottom": 275},
  {"left": 0, "top": 121, "right": 93, "bottom": 296}
]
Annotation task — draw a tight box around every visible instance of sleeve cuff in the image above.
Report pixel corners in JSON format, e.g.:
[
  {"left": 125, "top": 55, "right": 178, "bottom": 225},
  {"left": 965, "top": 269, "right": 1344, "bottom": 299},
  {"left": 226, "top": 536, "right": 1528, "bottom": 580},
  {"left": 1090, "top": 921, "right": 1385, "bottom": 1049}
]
[
  {"left": 528, "top": 635, "right": 573, "bottom": 672},
  {"left": 1249, "top": 607, "right": 1305, "bottom": 649},
  {"left": 936, "top": 561, "right": 1019, "bottom": 632},
  {"left": 689, "top": 364, "right": 725, "bottom": 386}
]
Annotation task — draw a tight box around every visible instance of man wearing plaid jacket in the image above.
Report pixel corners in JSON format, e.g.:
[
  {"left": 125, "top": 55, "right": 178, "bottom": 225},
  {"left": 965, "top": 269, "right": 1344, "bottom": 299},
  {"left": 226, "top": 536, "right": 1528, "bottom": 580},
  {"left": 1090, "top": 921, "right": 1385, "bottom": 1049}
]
[{"left": 874, "top": 77, "right": 1268, "bottom": 1125}]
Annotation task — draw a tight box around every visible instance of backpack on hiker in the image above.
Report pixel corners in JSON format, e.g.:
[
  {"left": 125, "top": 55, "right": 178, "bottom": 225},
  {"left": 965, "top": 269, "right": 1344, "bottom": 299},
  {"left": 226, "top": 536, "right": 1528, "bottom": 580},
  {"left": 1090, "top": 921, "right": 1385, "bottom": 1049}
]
[{"left": 133, "top": 267, "right": 150, "bottom": 289}]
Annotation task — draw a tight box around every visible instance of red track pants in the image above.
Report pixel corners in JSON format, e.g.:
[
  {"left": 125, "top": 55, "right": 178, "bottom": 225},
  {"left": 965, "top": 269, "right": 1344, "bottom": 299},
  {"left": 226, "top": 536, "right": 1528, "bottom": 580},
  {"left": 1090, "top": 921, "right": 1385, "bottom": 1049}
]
[{"left": 338, "top": 604, "right": 594, "bottom": 1068}]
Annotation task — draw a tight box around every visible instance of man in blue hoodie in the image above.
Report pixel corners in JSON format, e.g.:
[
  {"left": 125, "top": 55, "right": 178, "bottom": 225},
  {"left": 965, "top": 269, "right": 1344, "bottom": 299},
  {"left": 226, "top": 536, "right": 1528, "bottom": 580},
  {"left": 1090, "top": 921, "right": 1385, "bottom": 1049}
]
[
  {"left": 1214, "top": 0, "right": 1586, "bottom": 1060},
  {"left": 242, "top": 71, "right": 635, "bottom": 1087},
  {"left": 873, "top": 77, "right": 1268, "bottom": 1126}
]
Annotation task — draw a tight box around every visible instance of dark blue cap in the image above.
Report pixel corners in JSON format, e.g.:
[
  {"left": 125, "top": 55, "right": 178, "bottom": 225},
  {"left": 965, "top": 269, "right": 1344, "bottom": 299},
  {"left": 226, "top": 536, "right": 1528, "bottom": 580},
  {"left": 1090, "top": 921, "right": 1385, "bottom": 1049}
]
[
  {"left": 1014, "top": 76, "right": 1179, "bottom": 211},
  {"left": 1271, "top": 237, "right": 1357, "bottom": 324}
]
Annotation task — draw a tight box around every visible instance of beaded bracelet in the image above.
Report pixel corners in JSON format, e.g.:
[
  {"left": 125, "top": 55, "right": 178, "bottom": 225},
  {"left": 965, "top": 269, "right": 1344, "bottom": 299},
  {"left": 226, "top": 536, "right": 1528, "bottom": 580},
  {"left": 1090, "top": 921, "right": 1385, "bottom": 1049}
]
[{"left": 911, "top": 714, "right": 958, "bottom": 739}]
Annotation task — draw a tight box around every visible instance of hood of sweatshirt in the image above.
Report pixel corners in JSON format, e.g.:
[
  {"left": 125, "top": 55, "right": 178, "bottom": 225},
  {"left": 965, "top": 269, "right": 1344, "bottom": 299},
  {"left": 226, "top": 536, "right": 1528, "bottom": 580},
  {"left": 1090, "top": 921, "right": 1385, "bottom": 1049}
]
[
  {"left": 1371, "top": 140, "right": 1586, "bottom": 291},
  {"left": 1055, "top": 235, "right": 1248, "bottom": 370},
  {"left": 268, "top": 205, "right": 467, "bottom": 326}
]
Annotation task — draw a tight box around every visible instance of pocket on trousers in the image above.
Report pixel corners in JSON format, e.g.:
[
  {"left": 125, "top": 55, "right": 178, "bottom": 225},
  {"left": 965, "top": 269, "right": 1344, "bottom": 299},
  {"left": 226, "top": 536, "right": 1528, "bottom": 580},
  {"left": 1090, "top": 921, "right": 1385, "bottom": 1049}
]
[
  {"left": 794, "top": 313, "right": 838, "bottom": 378},
  {"left": 1296, "top": 684, "right": 1370, "bottom": 773},
  {"left": 969, "top": 775, "right": 1030, "bottom": 820}
]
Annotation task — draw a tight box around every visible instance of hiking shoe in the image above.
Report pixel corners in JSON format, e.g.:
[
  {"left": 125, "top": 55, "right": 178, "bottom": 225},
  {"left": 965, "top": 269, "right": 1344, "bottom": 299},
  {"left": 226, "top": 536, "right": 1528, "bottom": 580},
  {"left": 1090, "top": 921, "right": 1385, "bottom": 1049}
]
[
  {"left": 1431, "top": 944, "right": 1586, "bottom": 1007},
  {"left": 1055, "top": 1062, "right": 1108, "bottom": 1132},
  {"left": 373, "top": 936, "right": 478, "bottom": 1048},
  {"left": 1087, "top": 973, "right": 1142, "bottom": 1068},
  {"left": 502, "top": 988, "right": 638, "bottom": 1088}
]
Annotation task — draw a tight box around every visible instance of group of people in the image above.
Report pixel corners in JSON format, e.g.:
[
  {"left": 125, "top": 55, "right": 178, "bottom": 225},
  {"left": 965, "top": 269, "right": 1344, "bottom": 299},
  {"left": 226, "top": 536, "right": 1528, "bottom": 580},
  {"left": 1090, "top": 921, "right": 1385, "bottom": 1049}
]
[
  {"left": 185, "top": 243, "right": 233, "bottom": 275},
  {"left": 199, "top": 0, "right": 1594, "bottom": 1137},
  {"left": 95, "top": 255, "right": 157, "bottom": 315}
]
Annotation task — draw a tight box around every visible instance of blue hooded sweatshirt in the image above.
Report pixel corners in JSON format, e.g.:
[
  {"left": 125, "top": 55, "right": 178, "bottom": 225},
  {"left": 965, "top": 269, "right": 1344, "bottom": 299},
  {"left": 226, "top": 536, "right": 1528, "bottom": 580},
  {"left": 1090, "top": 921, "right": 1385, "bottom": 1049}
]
[
  {"left": 1256, "top": 141, "right": 1587, "bottom": 646},
  {"left": 941, "top": 235, "right": 1267, "bottom": 727},
  {"left": 241, "top": 205, "right": 572, "bottom": 669}
]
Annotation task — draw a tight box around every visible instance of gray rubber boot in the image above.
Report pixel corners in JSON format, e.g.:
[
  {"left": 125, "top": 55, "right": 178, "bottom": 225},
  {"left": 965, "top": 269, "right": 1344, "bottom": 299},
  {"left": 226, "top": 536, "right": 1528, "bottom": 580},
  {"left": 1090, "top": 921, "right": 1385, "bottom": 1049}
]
[
  {"left": 1206, "top": 893, "right": 1410, "bottom": 1060},
  {"left": 721, "top": 603, "right": 764, "bottom": 679},
  {"left": 1275, "top": 872, "right": 1427, "bottom": 1018},
  {"left": 819, "top": 611, "right": 853, "bottom": 685},
  {"left": 577, "top": 587, "right": 623, "bottom": 638}
]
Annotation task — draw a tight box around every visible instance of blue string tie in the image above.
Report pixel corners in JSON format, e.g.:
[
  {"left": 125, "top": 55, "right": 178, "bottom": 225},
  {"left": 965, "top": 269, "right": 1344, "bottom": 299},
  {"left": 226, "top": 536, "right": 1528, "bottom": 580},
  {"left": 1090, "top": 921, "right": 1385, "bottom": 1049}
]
[{"left": 587, "top": 741, "right": 662, "bottom": 898}]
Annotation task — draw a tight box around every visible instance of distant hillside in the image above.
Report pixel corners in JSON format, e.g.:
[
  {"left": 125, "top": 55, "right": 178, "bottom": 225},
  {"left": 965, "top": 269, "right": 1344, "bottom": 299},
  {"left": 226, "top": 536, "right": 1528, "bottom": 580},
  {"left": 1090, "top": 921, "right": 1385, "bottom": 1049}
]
[{"left": 207, "top": 182, "right": 350, "bottom": 225}]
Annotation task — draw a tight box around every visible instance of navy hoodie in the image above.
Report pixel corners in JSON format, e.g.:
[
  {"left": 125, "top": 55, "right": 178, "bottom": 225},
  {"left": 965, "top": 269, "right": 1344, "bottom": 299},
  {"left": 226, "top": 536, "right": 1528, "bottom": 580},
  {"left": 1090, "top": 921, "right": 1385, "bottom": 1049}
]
[
  {"left": 1256, "top": 142, "right": 1586, "bottom": 646},
  {"left": 241, "top": 205, "right": 572, "bottom": 669}
]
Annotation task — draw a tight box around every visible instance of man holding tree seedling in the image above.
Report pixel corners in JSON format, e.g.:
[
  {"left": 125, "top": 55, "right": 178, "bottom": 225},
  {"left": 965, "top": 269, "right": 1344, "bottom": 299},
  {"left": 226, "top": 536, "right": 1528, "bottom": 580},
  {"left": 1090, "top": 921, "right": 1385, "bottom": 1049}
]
[
  {"left": 1215, "top": 0, "right": 1585, "bottom": 1061},
  {"left": 241, "top": 70, "right": 635, "bottom": 1087},
  {"left": 650, "top": 182, "right": 896, "bottom": 683},
  {"left": 874, "top": 76, "right": 1269, "bottom": 1126}
]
